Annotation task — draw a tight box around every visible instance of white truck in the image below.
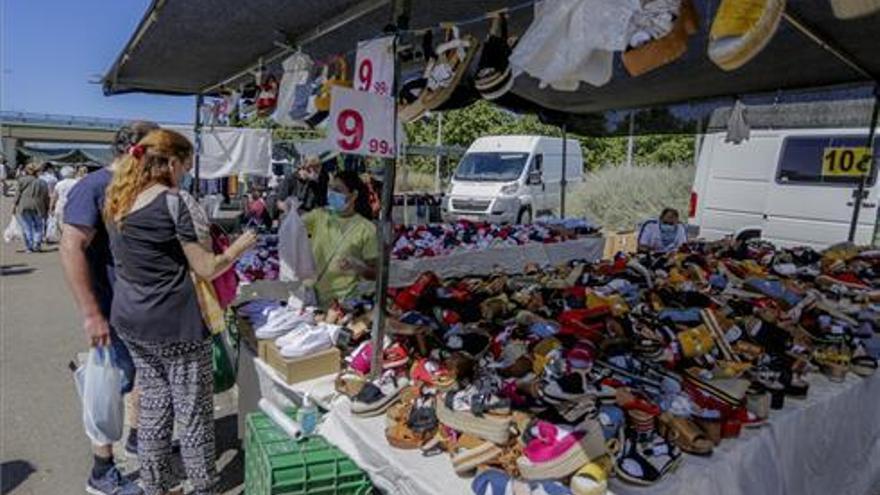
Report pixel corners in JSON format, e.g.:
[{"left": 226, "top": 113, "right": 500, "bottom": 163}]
[
  {"left": 441, "top": 135, "right": 584, "bottom": 224},
  {"left": 690, "top": 126, "right": 878, "bottom": 249}
]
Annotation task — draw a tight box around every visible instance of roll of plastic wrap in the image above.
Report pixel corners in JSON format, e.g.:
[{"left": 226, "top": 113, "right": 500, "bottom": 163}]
[{"left": 259, "top": 398, "right": 302, "bottom": 440}]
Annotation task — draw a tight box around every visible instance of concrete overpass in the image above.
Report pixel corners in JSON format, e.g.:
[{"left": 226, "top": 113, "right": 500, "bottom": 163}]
[{"left": 0, "top": 112, "right": 129, "bottom": 161}]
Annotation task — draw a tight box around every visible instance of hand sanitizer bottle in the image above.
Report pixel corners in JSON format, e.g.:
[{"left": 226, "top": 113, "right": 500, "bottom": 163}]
[{"left": 297, "top": 393, "right": 318, "bottom": 436}]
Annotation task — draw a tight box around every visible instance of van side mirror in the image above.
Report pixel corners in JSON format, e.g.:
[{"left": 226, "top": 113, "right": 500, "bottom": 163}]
[{"left": 527, "top": 170, "right": 542, "bottom": 185}]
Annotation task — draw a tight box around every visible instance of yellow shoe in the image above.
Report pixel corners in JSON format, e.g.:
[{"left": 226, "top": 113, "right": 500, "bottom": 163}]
[
  {"left": 708, "top": 0, "right": 786, "bottom": 71},
  {"left": 570, "top": 459, "right": 610, "bottom": 495}
]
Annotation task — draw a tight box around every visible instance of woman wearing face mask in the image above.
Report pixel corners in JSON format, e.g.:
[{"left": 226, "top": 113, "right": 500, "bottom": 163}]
[
  {"left": 303, "top": 170, "right": 378, "bottom": 306},
  {"left": 638, "top": 207, "right": 687, "bottom": 253},
  {"left": 103, "top": 129, "right": 256, "bottom": 495}
]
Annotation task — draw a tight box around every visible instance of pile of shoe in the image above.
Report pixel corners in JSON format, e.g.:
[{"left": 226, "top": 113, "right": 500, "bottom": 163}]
[
  {"left": 235, "top": 234, "right": 280, "bottom": 282},
  {"left": 240, "top": 294, "right": 376, "bottom": 354},
  {"left": 392, "top": 219, "right": 598, "bottom": 260},
  {"left": 333, "top": 239, "right": 879, "bottom": 492}
]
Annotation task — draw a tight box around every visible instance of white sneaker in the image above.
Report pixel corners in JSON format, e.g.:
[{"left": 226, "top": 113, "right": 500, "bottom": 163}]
[
  {"left": 256, "top": 307, "right": 316, "bottom": 340},
  {"left": 274, "top": 320, "right": 312, "bottom": 348},
  {"left": 279, "top": 323, "right": 337, "bottom": 359}
]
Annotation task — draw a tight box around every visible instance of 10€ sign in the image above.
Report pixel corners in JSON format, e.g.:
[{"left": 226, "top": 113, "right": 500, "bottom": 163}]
[{"left": 329, "top": 86, "right": 396, "bottom": 158}]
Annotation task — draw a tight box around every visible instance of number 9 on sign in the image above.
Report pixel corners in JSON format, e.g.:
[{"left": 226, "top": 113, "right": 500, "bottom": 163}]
[
  {"left": 357, "top": 59, "right": 373, "bottom": 92},
  {"left": 336, "top": 109, "right": 364, "bottom": 151}
]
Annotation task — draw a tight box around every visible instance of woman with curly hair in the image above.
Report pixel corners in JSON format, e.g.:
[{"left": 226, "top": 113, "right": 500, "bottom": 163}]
[{"left": 103, "top": 128, "right": 255, "bottom": 495}]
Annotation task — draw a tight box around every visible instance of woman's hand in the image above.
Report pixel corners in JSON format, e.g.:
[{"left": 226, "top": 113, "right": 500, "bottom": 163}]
[
  {"left": 231, "top": 230, "right": 258, "bottom": 256},
  {"left": 338, "top": 256, "right": 367, "bottom": 276},
  {"left": 84, "top": 312, "right": 111, "bottom": 347}
]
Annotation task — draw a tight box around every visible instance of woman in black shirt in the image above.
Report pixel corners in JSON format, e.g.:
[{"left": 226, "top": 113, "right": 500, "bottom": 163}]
[{"left": 104, "top": 129, "right": 255, "bottom": 495}]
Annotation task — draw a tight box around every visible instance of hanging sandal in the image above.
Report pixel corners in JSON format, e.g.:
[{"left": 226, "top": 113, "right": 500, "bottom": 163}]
[{"left": 657, "top": 412, "right": 714, "bottom": 456}]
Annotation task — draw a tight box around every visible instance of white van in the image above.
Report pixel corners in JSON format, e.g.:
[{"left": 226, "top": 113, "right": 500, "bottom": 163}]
[
  {"left": 690, "top": 127, "right": 878, "bottom": 249},
  {"left": 441, "top": 135, "right": 584, "bottom": 224}
]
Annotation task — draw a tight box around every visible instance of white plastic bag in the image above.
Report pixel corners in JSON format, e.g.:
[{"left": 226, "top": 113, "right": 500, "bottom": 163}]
[
  {"left": 510, "top": 0, "right": 641, "bottom": 89},
  {"left": 45, "top": 216, "right": 60, "bottom": 244},
  {"left": 74, "top": 347, "right": 124, "bottom": 445},
  {"left": 278, "top": 198, "right": 317, "bottom": 282},
  {"left": 3, "top": 217, "right": 22, "bottom": 244}
]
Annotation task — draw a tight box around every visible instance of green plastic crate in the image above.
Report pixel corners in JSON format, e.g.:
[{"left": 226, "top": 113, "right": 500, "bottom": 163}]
[{"left": 245, "top": 412, "right": 373, "bottom": 495}]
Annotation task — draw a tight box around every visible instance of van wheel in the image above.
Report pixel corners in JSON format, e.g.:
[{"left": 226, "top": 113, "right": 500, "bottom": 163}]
[
  {"left": 517, "top": 207, "right": 532, "bottom": 225},
  {"left": 736, "top": 230, "right": 761, "bottom": 243}
]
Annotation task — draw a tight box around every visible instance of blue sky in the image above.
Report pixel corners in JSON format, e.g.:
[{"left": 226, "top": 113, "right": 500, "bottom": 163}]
[{"left": 1, "top": 0, "right": 193, "bottom": 123}]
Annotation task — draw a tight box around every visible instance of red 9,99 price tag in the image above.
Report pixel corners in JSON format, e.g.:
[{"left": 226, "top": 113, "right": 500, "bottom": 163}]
[
  {"left": 355, "top": 36, "right": 394, "bottom": 97},
  {"left": 329, "top": 86, "right": 396, "bottom": 158}
]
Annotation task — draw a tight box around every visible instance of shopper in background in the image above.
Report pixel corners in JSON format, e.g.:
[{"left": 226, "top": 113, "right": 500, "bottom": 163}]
[
  {"left": 242, "top": 188, "right": 271, "bottom": 229},
  {"left": 279, "top": 154, "right": 328, "bottom": 213},
  {"left": 39, "top": 162, "right": 58, "bottom": 194},
  {"left": 51, "top": 166, "right": 79, "bottom": 231},
  {"left": 638, "top": 207, "right": 687, "bottom": 254},
  {"left": 13, "top": 162, "right": 50, "bottom": 252},
  {"left": 77, "top": 165, "right": 89, "bottom": 178},
  {"left": 103, "top": 129, "right": 255, "bottom": 495},
  {"left": 61, "top": 121, "right": 158, "bottom": 495},
  {"left": 0, "top": 158, "right": 9, "bottom": 196},
  {"left": 303, "top": 170, "right": 378, "bottom": 306}
]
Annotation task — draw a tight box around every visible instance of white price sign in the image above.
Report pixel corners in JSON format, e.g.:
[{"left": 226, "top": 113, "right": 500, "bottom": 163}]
[
  {"left": 354, "top": 36, "right": 394, "bottom": 96},
  {"left": 329, "top": 86, "right": 397, "bottom": 158}
]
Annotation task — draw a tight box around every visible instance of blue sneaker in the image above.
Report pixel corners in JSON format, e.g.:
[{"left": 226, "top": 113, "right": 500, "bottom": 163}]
[{"left": 86, "top": 466, "right": 143, "bottom": 495}]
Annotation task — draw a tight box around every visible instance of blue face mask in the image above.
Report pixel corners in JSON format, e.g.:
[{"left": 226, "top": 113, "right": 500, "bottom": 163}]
[
  {"left": 659, "top": 223, "right": 677, "bottom": 234},
  {"left": 327, "top": 191, "right": 348, "bottom": 214}
]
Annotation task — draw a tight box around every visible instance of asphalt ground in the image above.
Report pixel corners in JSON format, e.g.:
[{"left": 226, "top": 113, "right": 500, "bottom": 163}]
[{"left": 1, "top": 194, "right": 243, "bottom": 495}]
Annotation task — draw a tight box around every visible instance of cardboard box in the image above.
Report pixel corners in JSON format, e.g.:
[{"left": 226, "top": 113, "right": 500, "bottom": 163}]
[
  {"left": 603, "top": 231, "right": 637, "bottom": 259},
  {"left": 258, "top": 340, "right": 341, "bottom": 385}
]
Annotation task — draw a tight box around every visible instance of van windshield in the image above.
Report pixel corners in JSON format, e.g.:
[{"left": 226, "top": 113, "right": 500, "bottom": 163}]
[{"left": 454, "top": 152, "right": 529, "bottom": 182}]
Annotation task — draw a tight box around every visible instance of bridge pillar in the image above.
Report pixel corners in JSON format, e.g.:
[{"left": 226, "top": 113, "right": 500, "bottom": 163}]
[{"left": 1, "top": 137, "right": 18, "bottom": 165}]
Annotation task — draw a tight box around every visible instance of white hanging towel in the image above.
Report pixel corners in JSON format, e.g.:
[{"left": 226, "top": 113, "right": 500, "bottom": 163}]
[
  {"left": 278, "top": 198, "right": 317, "bottom": 282},
  {"left": 510, "top": 0, "right": 641, "bottom": 90}
]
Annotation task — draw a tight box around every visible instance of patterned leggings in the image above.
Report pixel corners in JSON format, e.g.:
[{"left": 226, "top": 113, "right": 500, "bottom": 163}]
[{"left": 123, "top": 337, "right": 217, "bottom": 495}]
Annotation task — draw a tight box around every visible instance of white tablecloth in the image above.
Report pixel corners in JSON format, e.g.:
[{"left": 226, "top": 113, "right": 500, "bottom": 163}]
[
  {"left": 244, "top": 356, "right": 880, "bottom": 495},
  {"left": 389, "top": 236, "right": 606, "bottom": 287},
  {"left": 611, "top": 373, "right": 880, "bottom": 495}
]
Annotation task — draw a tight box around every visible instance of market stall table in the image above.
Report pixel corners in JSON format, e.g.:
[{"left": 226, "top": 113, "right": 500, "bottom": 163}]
[
  {"left": 389, "top": 235, "right": 606, "bottom": 287},
  {"left": 246, "top": 352, "right": 880, "bottom": 495}
]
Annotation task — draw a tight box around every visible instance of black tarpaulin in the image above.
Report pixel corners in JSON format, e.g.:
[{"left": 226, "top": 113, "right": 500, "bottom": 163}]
[{"left": 103, "top": 0, "right": 880, "bottom": 126}]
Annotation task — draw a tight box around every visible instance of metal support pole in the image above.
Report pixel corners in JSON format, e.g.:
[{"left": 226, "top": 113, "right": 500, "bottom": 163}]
[
  {"left": 435, "top": 113, "right": 443, "bottom": 193},
  {"left": 626, "top": 111, "right": 635, "bottom": 168},
  {"left": 560, "top": 124, "right": 568, "bottom": 218},
  {"left": 851, "top": 86, "right": 880, "bottom": 242},
  {"left": 369, "top": 0, "right": 410, "bottom": 378},
  {"left": 193, "top": 94, "right": 204, "bottom": 199}
]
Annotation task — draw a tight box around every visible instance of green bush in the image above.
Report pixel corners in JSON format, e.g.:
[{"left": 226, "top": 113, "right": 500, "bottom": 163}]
[{"left": 567, "top": 164, "right": 695, "bottom": 231}]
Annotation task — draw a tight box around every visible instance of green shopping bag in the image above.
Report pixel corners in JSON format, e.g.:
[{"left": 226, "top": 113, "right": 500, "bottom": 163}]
[{"left": 212, "top": 310, "right": 240, "bottom": 394}]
